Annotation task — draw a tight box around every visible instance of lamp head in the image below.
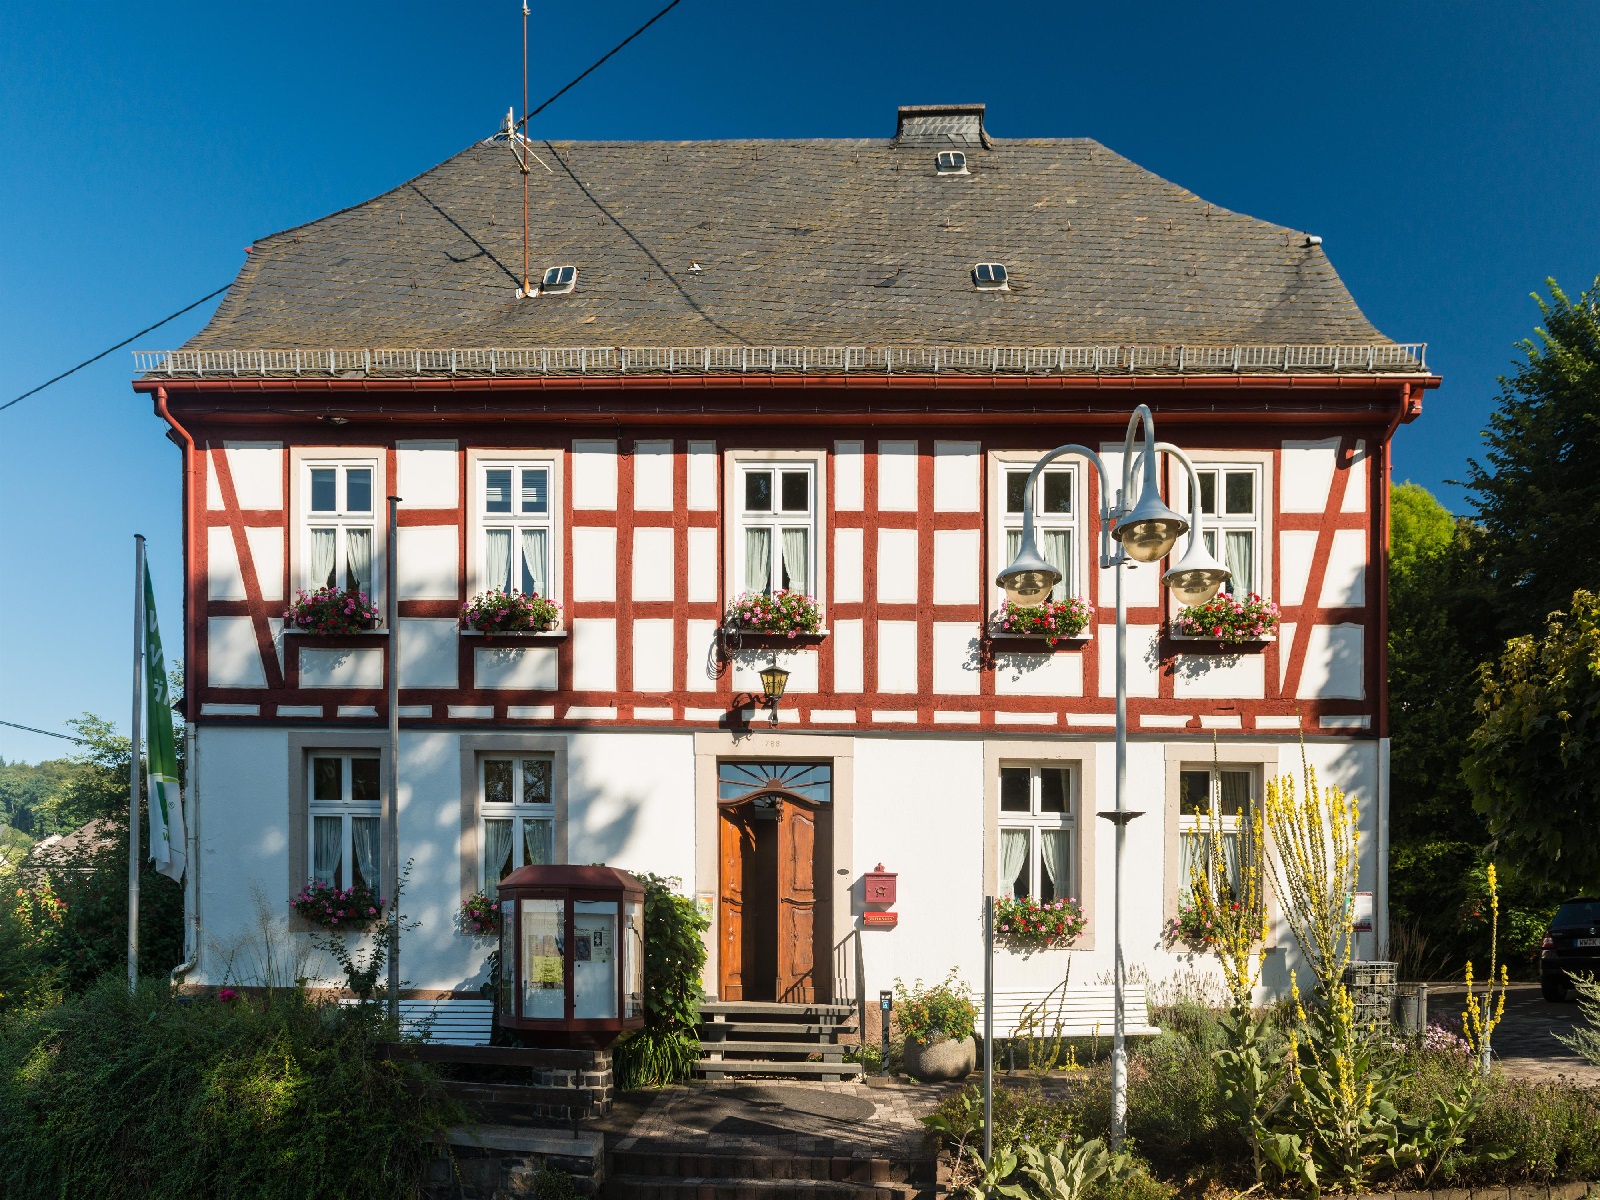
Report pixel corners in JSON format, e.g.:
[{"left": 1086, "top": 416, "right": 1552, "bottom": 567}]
[
  {"left": 1161, "top": 539, "right": 1231, "bottom": 605},
  {"left": 1112, "top": 488, "right": 1188, "bottom": 563},
  {"left": 996, "top": 535, "right": 1063, "bottom": 609},
  {"left": 759, "top": 662, "right": 790, "bottom": 703}
]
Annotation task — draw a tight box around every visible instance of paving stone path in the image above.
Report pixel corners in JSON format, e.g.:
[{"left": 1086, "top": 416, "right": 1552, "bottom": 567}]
[
  {"left": 1425, "top": 982, "right": 1599, "bottom": 1086},
  {"left": 613, "top": 1078, "right": 961, "bottom": 1160}
]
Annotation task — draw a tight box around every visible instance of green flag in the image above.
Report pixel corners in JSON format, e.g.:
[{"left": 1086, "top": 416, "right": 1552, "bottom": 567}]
[{"left": 144, "top": 563, "right": 186, "bottom": 882}]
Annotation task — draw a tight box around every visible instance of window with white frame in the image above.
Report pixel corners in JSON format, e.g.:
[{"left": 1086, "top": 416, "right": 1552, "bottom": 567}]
[
  {"left": 735, "top": 462, "right": 815, "bottom": 595},
  {"left": 1001, "top": 464, "right": 1077, "bottom": 602},
  {"left": 478, "top": 461, "right": 554, "bottom": 598},
  {"left": 1189, "top": 465, "right": 1261, "bottom": 595},
  {"left": 303, "top": 461, "right": 376, "bottom": 594},
  {"left": 307, "top": 753, "right": 381, "bottom": 891},
  {"left": 998, "top": 764, "right": 1077, "bottom": 903},
  {"left": 1178, "top": 765, "right": 1256, "bottom": 905},
  {"left": 480, "top": 755, "right": 556, "bottom": 887}
]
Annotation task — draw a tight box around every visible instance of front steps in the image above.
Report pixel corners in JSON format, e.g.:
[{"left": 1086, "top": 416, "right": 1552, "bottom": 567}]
[
  {"left": 606, "top": 1149, "right": 939, "bottom": 1200},
  {"left": 697, "top": 1001, "right": 862, "bottom": 1081}
]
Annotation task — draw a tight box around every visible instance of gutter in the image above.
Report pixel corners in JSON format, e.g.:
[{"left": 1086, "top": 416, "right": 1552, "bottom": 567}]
[{"left": 152, "top": 385, "right": 203, "bottom": 990}]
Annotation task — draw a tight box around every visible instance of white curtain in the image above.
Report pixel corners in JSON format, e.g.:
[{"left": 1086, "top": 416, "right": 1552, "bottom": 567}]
[
  {"left": 781, "top": 528, "right": 809, "bottom": 595},
  {"left": 351, "top": 816, "right": 379, "bottom": 893},
  {"left": 1224, "top": 531, "right": 1254, "bottom": 596},
  {"left": 309, "top": 529, "right": 337, "bottom": 590},
  {"left": 1220, "top": 771, "right": 1251, "bottom": 816},
  {"left": 1040, "top": 829, "right": 1070, "bottom": 901},
  {"left": 1000, "top": 829, "right": 1030, "bottom": 900},
  {"left": 345, "top": 528, "right": 372, "bottom": 594},
  {"left": 744, "top": 528, "right": 771, "bottom": 594},
  {"left": 1221, "top": 833, "right": 1242, "bottom": 898},
  {"left": 483, "top": 819, "right": 513, "bottom": 883},
  {"left": 520, "top": 529, "right": 548, "bottom": 597},
  {"left": 524, "top": 819, "right": 553, "bottom": 867},
  {"left": 485, "top": 530, "right": 512, "bottom": 593},
  {"left": 1180, "top": 832, "right": 1207, "bottom": 903},
  {"left": 313, "top": 816, "right": 342, "bottom": 886},
  {"left": 1043, "top": 530, "right": 1071, "bottom": 601}
]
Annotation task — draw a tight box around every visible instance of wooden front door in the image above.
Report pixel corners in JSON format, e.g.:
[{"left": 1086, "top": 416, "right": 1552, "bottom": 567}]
[{"left": 718, "top": 794, "right": 830, "bottom": 1003}]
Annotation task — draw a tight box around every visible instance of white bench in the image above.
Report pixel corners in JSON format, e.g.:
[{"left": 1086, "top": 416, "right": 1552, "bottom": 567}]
[
  {"left": 339, "top": 998, "right": 495, "bottom": 1045},
  {"left": 977, "top": 986, "right": 1160, "bottom": 1041}
]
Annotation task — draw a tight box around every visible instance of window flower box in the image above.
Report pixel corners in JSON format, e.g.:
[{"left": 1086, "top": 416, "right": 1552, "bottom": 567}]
[
  {"left": 987, "top": 598, "right": 1094, "bottom": 650},
  {"left": 290, "top": 879, "right": 383, "bottom": 931},
  {"left": 1170, "top": 593, "right": 1279, "bottom": 651},
  {"left": 461, "top": 589, "right": 561, "bottom": 634},
  {"left": 1165, "top": 900, "right": 1220, "bottom": 949},
  {"left": 995, "top": 895, "right": 1087, "bottom": 951},
  {"left": 283, "top": 587, "right": 380, "bottom": 636},
  {"left": 725, "top": 591, "right": 825, "bottom": 649}
]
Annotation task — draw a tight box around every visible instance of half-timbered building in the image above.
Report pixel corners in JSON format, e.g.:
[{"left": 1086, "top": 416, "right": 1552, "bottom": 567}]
[{"left": 135, "top": 103, "right": 1435, "bottom": 1007}]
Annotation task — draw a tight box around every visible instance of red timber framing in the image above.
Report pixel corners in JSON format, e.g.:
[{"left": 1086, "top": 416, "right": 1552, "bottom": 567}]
[{"left": 139, "top": 374, "right": 1435, "bottom": 737}]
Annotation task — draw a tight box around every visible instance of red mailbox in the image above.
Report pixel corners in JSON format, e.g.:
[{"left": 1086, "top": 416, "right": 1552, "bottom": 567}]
[{"left": 863, "top": 863, "right": 897, "bottom": 905}]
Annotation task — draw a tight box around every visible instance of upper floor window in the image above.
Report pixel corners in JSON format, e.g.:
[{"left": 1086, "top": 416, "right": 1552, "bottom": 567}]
[
  {"left": 935, "top": 150, "right": 968, "bottom": 174},
  {"left": 480, "top": 755, "right": 556, "bottom": 887},
  {"left": 1002, "top": 464, "right": 1076, "bottom": 602},
  {"left": 478, "top": 461, "right": 554, "bottom": 598},
  {"left": 303, "top": 461, "right": 375, "bottom": 594},
  {"left": 973, "top": 263, "right": 1009, "bottom": 290},
  {"left": 735, "top": 462, "right": 815, "bottom": 596},
  {"left": 1178, "top": 765, "right": 1256, "bottom": 905},
  {"left": 998, "top": 764, "right": 1077, "bottom": 903},
  {"left": 308, "top": 752, "right": 380, "bottom": 891},
  {"left": 541, "top": 265, "right": 577, "bottom": 295},
  {"left": 1191, "top": 465, "right": 1260, "bottom": 594}
]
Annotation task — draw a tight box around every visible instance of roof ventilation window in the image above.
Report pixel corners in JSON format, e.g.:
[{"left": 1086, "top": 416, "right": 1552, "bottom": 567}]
[
  {"left": 541, "top": 265, "right": 578, "bottom": 295},
  {"left": 935, "top": 150, "right": 968, "bottom": 175},
  {"left": 972, "top": 263, "right": 1009, "bottom": 291}
]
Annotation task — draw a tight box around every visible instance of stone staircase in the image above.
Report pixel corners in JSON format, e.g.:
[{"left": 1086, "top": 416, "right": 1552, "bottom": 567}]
[
  {"left": 696, "top": 1001, "right": 862, "bottom": 1081},
  {"left": 606, "top": 1148, "right": 939, "bottom": 1200}
]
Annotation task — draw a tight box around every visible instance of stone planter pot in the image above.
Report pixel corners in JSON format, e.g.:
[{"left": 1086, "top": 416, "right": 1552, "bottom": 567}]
[{"left": 903, "top": 1035, "right": 976, "bottom": 1082}]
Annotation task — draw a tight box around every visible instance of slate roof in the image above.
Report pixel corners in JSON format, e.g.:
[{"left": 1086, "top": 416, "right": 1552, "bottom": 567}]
[{"left": 182, "top": 117, "right": 1396, "bottom": 353}]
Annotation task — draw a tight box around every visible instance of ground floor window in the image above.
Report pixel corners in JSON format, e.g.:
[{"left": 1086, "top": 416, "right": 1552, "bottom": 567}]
[
  {"left": 1178, "top": 765, "right": 1256, "bottom": 904},
  {"left": 998, "top": 763, "right": 1076, "bottom": 902},
  {"left": 480, "top": 755, "right": 556, "bottom": 886},
  {"left": 307, "top": 752, "right": 380, "bottom": 891}
]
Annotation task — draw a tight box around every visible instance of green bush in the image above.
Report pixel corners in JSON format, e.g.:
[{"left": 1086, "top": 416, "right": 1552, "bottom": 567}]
[
  {"left": 614, "top": 872, "right": 708, "bottom": 1089},
  {"left": 926, "top": 1081, "right": 1080, "bottom": 1153},
  {"left": 0, "top": 978, "right": 461, "bottom": 1199},
  {"left": 895, "top": 969, "right": 977, "bottom": 1043}
]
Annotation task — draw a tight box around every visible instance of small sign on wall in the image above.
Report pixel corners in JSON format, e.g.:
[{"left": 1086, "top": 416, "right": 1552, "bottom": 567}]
[
  {"left": 1351, "top": 891, "right": 1374, "bottom": 933},
  {"left": 862, "top": 911, "right": 899, "bottom": 929},
  {"left": 696, "top": 893, "right": 714, "bottom": 923}
]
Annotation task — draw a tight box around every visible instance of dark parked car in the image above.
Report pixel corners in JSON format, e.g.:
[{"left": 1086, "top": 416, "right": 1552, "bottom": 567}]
[{"left": 1540, "top": 898, "right": 1600, "bottom": 1001}]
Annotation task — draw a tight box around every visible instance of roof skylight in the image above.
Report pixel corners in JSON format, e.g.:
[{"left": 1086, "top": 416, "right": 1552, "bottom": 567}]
[
  {"left": 972, "top": 263, "right": 1008, "bottom": 290},
  {"left": 541, "top": 265, "right": 578, "bottom": 295},
  {"left": 935, "top": 150, "right": 968, "bottom": 175}
]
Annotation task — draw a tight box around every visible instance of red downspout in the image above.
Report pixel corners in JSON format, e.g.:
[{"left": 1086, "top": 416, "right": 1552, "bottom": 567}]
[{"left": 153, "top": 386, "right": 197, "bottom": 725}]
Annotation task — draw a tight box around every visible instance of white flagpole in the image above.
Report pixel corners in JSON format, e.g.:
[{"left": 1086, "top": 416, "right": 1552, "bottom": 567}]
[{"left": 128, "top": 533, "right": 146, "bottom": 993}]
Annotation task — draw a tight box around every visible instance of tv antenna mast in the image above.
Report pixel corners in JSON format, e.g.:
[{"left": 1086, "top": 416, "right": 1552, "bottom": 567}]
[{"left": 508, "top": 0, "right": 552, "bottom": 298}]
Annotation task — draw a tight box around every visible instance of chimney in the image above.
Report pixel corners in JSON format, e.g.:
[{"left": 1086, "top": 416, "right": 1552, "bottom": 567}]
[{"left": 893, "top": 103, "right": 990, "bottom": 148}]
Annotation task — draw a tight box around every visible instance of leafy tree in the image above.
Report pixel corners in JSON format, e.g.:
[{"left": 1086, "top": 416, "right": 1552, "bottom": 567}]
[
  {"left": 1464, "top": 589, "right": 1600, "bottom": 898},
  {"left": 1460, "top": 276, "right": 1600, "bottom": 636}
]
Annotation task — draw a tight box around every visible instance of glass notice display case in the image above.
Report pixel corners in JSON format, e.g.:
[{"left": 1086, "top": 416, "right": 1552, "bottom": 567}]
[{"left": 495, "top": 864, "right": 647, "bottom": 1046}]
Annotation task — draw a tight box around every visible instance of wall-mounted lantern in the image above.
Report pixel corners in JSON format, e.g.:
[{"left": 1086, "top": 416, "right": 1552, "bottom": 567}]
[
  {"left": 495, "top": 864, "right": 646, "bottom": 1047},
  {"left": 758, "top": 660, "right": 790, "bottom": 724}
]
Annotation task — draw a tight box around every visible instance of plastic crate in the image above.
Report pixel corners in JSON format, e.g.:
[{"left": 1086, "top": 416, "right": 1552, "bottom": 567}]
[{"left": 1342, "top": 961, "right": 1397, "bottom": 1033}]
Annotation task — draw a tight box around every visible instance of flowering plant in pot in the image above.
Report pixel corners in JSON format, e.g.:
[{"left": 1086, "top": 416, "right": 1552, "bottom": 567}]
[
  {"left": 726, "top": 590, "right": 822, "bottom": 638},
  {"left": 283, "top": 586, "right": 379, "bottom": 635},
  {"left": 995, "top": 597, "right": 1094, "bottom": 645},
  {"left": 460, "top": 589, "right": 561, "bottom": 633},
  {"left": 994, "top": 895, "right": 1086, "bottom": 950},
  {"left": 289, "top": 879, "right": 383, "bottom": 930},
  {"left": 459, "top": 890, "right": 500, "bottom": 936},
  {"left": 1173, "top": 592, "right": 1279, "bottom": 644},
  {"left": 895, "top": 969, "right": 978, "bottom": 1082}
]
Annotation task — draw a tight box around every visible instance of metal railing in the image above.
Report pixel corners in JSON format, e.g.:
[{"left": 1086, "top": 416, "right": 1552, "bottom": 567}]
[{"left": 132, "top": 341, "right": 1427, "bottom": 379}]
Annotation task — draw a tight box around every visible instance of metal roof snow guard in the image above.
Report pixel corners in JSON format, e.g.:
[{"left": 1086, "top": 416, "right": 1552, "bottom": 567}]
[{"left": 894, "top": 103, "right": 992, "bottom": 148}]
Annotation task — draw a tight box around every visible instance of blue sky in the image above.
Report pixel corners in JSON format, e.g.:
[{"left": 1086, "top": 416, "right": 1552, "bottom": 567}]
[{"left": 2, "top": 0, "right": 1596, "bottom": 763}]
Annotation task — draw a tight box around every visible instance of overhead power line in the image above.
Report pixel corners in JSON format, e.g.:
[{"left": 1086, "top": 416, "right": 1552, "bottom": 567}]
[
  {"left": 1, "top": 284, "right": 232, "bottom": 414},
  {"left": 0, "top": 719, "right": 90, "bottom": 745},
  {"left": 518, "top": 0, "right": 684, "bottom": 127},
  {"left": 3, "top": 2, "right": 687, "bottom": 415}
]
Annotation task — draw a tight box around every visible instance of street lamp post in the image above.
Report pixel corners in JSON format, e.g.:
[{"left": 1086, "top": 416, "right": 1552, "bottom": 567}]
[{"left": 996, "top": 405, "right": 1228, "bottom": 1149}]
